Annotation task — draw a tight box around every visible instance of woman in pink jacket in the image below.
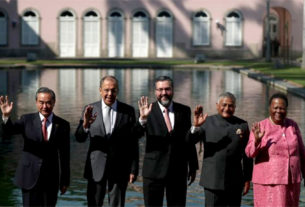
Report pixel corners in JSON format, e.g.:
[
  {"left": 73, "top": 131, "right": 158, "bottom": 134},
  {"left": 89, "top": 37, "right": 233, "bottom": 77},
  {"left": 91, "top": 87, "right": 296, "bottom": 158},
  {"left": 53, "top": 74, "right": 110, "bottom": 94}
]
[{"left": 245, "top": 93, "right": 305, "bottom": 207}]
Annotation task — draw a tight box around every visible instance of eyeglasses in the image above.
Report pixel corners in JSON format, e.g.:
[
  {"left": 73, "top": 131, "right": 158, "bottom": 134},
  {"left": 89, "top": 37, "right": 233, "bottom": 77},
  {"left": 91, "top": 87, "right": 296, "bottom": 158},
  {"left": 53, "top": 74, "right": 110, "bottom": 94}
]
[{"left": 155, "top": 87, "right": 172, "bottom": 92}]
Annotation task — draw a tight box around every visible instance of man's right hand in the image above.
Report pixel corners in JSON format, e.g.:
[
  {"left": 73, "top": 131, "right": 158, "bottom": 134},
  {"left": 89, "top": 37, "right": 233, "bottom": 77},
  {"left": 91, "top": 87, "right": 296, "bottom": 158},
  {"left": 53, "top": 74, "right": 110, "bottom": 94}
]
[
  {"left": 138, "top": 96, "right": 152, "bottom": 120},
  {"left": 193, "top": 105, "right": 207, "bottom": 127},
  {"left": 0, "top": 96, "right": 13, "bottom": 118},
  {"left": 83, "top": 105, "right": 97, "bottom": 129}
]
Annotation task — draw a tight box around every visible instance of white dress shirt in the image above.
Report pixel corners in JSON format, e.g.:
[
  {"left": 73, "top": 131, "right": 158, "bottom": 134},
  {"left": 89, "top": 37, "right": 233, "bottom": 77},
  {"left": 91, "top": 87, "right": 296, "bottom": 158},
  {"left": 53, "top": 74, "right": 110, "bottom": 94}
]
[
  {"left": 158, "top": 102, "right": 174, "bottom": 129},
  {"left": 101, "top": 99, "right": 117, "bottom": 134},
  {"left": 39, "top": 113, "right": 53, "bottom": 141},
  {"left": 2, "top": 113, "right": 53, "bottom": 141}
]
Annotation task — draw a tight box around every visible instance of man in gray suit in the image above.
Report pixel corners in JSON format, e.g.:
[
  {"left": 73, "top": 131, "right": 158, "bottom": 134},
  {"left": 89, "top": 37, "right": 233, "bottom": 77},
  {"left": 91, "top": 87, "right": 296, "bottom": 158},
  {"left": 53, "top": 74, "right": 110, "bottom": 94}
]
[
  {"left": 188, "top": 92, "right": 253, "bottom": 207},
  {"left": 75, "top": 76, "right": 139, "bottom": 207},
  {"left": 0, "top": 87, "right": 70, "bottom": 207}
]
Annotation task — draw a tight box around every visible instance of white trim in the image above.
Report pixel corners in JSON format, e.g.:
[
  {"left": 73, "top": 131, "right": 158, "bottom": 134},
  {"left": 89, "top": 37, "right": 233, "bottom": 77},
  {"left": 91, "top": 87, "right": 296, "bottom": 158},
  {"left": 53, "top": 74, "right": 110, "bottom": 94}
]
[{"left": 193, "top": 12, "right": 210, "bottom": 46}]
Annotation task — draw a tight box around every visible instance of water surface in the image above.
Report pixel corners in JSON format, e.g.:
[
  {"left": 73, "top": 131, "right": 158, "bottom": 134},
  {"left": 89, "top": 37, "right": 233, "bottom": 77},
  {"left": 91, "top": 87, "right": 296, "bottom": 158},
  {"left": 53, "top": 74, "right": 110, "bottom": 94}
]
[{"left": 1, "top": 68, "right": 305, "bottom": 206}]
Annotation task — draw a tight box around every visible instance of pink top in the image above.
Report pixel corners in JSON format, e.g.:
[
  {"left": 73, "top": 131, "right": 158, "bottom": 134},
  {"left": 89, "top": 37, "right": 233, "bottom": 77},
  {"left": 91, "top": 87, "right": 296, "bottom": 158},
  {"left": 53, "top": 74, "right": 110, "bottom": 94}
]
[{"left": 245, "top": 118, "right": 305, "bottom": 185}]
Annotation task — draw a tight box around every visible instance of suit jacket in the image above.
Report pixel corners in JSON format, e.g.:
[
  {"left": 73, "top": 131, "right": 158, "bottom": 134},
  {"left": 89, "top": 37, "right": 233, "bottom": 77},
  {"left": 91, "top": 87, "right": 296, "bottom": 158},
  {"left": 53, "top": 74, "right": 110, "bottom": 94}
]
[
  {"left": 245, "top": 118, "right": 305, "bottom": 185},
  {"left": 1, "top": 113, "right": 70, "bottom": 190},
  {"left": 75, "top": 100, "right": 139, "bottom": 182},
  {"left": 189, "top": 114, "right": 253, "bottom": 190},
  {"left": 140, "top": 101, "right": 198, "bottom": 180}
]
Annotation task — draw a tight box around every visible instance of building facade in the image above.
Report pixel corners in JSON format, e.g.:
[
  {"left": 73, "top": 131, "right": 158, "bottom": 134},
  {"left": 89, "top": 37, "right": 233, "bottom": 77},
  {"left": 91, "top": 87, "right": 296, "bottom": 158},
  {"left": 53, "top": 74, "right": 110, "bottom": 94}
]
[{"left": 0, "top": 0, "right": 303, "bottom": 59}]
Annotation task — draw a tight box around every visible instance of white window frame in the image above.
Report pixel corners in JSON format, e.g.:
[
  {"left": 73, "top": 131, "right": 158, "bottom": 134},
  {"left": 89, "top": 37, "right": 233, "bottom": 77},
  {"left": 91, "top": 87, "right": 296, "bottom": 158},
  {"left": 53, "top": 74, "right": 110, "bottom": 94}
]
[
  {"left": 59, "top": 10, "right": 76, "bottom": 57},
  {"left": 132, "top": 11, "right": 149, "bottom": 57},
  {"left": 21, "top": 10, "right": 39, "bottom": 46},
  {"left": 83, "top": 10, "right": 100, "bottom": 57},
  {"left": 225, "top": 11, "right": 242, "bottom": 47},
  {"left": 193, "top": 11, "right": 210, "bottom": 46},
  {"left": 108, "top": 10, "right": 124, "bottom": 57},
  {"left": 156, "top": 11, "right": 173, "bottom": 58}
]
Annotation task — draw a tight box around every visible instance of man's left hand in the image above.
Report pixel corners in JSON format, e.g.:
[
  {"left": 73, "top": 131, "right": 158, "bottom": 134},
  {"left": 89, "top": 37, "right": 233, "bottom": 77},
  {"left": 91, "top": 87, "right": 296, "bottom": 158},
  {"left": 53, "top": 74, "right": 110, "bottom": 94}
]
[
  {"left": 129, "top": 174, "right": 137, "bottom": 183},
  {"left": 60, "top": 186, "right": 68, "bottom": 195},
  {"left": 242, "top": 181, "right": 250, "bottom": 196},
  {"left": 188, "top": 171, "right": 196, "bottom": 186}
]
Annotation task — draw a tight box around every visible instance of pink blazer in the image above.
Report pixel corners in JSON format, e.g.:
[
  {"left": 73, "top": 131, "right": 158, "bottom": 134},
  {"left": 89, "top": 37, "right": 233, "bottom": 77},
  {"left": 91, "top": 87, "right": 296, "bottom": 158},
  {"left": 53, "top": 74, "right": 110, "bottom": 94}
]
[{"left": 245, "top": 118, "right": 305, "bottom": 185}]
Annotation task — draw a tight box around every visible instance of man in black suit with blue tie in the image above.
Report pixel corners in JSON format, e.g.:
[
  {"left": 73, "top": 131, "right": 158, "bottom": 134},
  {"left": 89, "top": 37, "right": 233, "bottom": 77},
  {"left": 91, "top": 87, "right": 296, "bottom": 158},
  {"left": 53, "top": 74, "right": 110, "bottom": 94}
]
[
  {"left": 0, "top": 87, "right": 70, "bottom": 207},
  {"left": 75, "top": 76, "right": 139, "bottom": 207},
  {"left": 137, "top": 76, "right": 198, "bottom": 207}
]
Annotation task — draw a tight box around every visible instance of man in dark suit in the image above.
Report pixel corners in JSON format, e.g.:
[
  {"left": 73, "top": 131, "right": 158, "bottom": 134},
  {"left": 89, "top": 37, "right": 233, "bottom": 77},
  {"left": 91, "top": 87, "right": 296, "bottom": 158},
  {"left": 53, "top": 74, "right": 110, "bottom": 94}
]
[
  {"left": 137, "top": 76, "right": 198, "bottom": 207},
  {"left": 0, "top": 87, "right": 70, "bottom": 207},
  {"left": 75, "top": 76, "right": 139, "bottom": 207},
  {"left": 188, "top": 92, "right": 253, "bottom": 207}
]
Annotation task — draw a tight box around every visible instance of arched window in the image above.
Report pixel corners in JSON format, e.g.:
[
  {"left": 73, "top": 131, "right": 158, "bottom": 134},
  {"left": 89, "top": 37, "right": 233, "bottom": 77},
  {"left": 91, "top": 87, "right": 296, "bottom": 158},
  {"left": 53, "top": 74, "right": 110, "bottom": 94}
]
[
  {"left": 225, "top": 11, "right": 242, "bottom": 46},
  {"left": 156, "top": 10, "right": 173, "bottom": 57},
  {"left": 21, "top": 10, "right": 39, "bottom": 45},
  {"left": 108, "top": 10, "right": 124, "bottom": 57},
  {"left": 59, "top": 10, "right": 76, "bottom": 57},
  {"left": 193, "top": 11, "right": 210, "bottom": 46},
  {"left": 83, "top": 10, "right": 100, "bottom": 57},
  {"left": 0, "top": 11, "right": 7, "bottom": 45},
  {"left": 132, "top": 11, "right": 149, "bottom": 57}
]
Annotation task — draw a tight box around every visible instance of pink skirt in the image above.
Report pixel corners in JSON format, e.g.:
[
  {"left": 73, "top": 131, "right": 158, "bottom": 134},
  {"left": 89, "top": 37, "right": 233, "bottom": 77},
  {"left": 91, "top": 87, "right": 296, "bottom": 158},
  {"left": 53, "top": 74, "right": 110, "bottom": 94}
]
[{"left": 253, "top": 183, "right": 300, "bottom": 207}]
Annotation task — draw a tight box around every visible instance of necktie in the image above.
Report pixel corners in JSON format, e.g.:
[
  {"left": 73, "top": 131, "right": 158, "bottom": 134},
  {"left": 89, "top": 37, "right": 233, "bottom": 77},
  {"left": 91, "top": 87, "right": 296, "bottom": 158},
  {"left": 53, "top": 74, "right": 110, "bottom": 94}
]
[
  {"left": 104, "top": 106, "right": 112, "bottom": 135},
  {"left": 163, "top": 108, "right": 172, "bottom": 132},
  {"left": 42, "top": 118, "right": 48, "bottom": 141}
]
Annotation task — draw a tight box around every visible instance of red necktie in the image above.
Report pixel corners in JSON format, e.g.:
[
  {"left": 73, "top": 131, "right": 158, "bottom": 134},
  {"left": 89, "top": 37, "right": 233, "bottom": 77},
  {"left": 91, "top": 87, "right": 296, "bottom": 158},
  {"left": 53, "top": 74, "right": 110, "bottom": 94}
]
[
  {"left": 163, "top": 108, "right": 172, "bottom": 132},
  {"left": 42, "top": 118, "right": 48, "bottom": 141}
]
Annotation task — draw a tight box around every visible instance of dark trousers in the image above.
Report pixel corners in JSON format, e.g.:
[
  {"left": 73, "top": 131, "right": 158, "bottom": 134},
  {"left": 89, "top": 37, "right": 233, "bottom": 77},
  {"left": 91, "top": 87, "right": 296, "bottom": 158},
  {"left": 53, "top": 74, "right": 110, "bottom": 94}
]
[
  {"left": 22, "top": 187, "right": 57, "bottom": 207},
  {"left": 204, "top": 186, "right": 242, "bottom": 207},
  {"left": 22, "top": 162, "right": 59, "bottom": 207},
  {"left": 87, "top": 177, "right": 128, "bottom": 207},
  {"left": 143, "top": 176, "right": 187, "bottom": 207},
  {"left": 22, "top": 175, "right": 58, "bottom": 207}
]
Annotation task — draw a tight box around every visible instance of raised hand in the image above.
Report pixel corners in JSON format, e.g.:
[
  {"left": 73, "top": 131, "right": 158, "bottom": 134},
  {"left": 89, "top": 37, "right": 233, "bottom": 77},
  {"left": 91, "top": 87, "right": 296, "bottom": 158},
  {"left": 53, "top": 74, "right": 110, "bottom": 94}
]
[
  {"left": 251, "top": 122, "right": 265, "bottom": 146},
  {"left": 83, "top": 105, "right": 97, "bottom": 128},
  {"left": 138, "top": 96, "right": 152, "bottom": 120},
  {"left": 0, "top": 96, "right": 13, "bottom": 117},
  {"left": 193, "top": 105, "right": 208, "bottom": 127}
]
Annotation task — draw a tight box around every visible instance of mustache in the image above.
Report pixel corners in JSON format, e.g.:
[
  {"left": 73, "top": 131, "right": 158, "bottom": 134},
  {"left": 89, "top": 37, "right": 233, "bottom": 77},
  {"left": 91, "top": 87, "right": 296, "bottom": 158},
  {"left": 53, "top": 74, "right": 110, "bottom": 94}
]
[{"left": 161, "top": 94, "right": 170, "bottom": 99}]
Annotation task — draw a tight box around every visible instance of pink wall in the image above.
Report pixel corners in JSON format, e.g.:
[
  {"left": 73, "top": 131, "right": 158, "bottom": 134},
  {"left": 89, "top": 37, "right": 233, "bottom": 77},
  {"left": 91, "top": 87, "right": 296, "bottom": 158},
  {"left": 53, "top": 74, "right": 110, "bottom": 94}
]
[{"left": 0, "top": 0, "right": 303, "bottom": 58}]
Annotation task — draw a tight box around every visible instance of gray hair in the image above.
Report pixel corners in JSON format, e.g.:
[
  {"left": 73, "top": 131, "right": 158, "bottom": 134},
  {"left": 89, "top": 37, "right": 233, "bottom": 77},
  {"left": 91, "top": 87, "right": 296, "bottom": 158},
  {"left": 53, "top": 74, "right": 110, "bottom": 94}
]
[
  {"left": 35, "top": 87, "right": 56, "bottom": 101},
  {"left": 217, "top": 92, "right": 236, "bottom": 105},
  {"left": 100, "top": 75, "right": 119, "bottom": 89}
]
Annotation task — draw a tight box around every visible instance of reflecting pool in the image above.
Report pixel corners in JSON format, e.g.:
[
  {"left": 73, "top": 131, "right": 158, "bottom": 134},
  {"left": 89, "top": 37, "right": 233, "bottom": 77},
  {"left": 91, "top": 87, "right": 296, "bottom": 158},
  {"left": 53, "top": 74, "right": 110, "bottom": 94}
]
[{"left": 0, "top": 68, "right": 305, "bottom": 206}]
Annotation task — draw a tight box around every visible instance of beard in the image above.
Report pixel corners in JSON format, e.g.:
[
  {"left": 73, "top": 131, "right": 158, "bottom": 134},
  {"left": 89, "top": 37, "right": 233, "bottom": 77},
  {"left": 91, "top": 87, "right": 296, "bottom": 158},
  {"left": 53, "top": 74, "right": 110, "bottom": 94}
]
[{"left": 158, "top": 95, "right": 172, "bottom": 107}]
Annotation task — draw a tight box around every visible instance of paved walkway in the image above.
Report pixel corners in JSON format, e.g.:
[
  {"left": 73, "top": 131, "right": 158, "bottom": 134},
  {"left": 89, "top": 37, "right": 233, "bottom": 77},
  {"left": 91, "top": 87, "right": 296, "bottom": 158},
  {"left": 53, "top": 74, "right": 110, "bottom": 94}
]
[{"left": 232, "top": 67, "right": 305, "bottom": 99}]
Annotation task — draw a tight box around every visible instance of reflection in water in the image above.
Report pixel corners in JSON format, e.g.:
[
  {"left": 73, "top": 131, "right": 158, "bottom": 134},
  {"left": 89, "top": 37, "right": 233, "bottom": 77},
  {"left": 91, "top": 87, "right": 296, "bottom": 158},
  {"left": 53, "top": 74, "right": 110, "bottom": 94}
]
[{"left": 1, "top": 68, "right": 305, "bottom": 206}]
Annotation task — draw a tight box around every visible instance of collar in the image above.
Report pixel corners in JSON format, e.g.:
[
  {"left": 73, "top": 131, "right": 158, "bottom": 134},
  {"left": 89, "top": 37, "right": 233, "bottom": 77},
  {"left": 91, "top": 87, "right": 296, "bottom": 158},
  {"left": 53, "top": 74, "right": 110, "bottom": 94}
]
[
  {"left": 39, "top": 112, "right": 53, "bottom": 122},
  {"left": 101, "top": 99, "right": 117, "bottom": 111},
  {"left": 216, "top": 113, "right": 235, "bottom": 123},
  {"left": 158, "top": 101, "right": 173, "bottom": 113}
]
